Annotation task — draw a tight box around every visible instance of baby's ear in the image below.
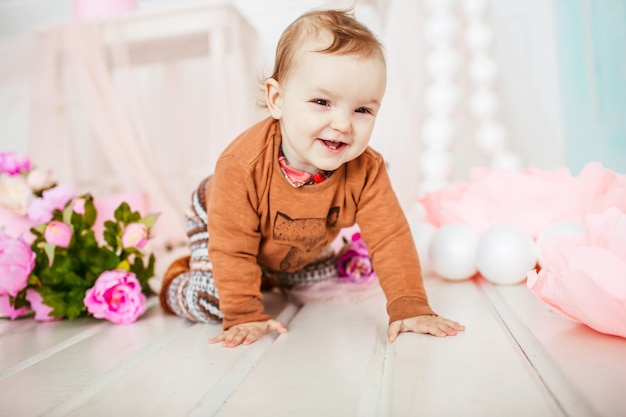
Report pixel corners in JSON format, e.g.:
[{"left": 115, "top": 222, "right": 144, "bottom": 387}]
[{"left": 265, "top": 78, "right": 283, "bottom": 119}]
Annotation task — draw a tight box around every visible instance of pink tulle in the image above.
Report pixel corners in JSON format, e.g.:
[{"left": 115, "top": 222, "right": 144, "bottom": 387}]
[
  {"left": 527, "top": 207, "right": 626, "bottom": 338},
  {"left": 420, "top": 162, "right": 626, "bottom": 238}
]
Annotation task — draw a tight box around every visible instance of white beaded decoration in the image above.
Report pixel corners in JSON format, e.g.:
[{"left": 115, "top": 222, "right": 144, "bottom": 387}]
[
  {"left": 420, "top": 0, "right": 460, "bottom": 193},
  {"left": 462, "top": 0, "right": 522, "bottom": 170}
]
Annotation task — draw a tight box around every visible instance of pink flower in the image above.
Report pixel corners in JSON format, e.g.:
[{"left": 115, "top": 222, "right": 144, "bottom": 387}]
[
  {"left": 121, "top": 223, "right": 148, "bottom": 248},
  {"left": 27, "top": 197, "right": 54, "bottom": 224},
  {"left": 43, "top": 184, "right": 76, "bottom": 209},
  {"left": 0, "top": 232, "right": 35, "bottom": 296},
  {"left": 26, "top": 288, "right": 56, "bottom": 321},
  {"left": 45, "top": 220, "right": 73, "bottom": 248},
  {"left": 337, "top": 233, "right": 376, "bottom": 284},
  {"left": 0, "top": 152, "right": 31, "bottom": 175},
  {"left": 84, "top": 270, "right": 146, "bottom": 324},
  {"left": 0, "top": 294, "right": 29, "bottom": 319},
  {"left": 28, "top": 184, "right": 77, "bottom": 224},
  {"left": 72, "top": 198, "right": 86, "bottom": 215}
]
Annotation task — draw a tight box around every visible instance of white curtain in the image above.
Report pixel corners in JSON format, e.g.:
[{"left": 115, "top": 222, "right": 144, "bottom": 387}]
[{"left": 27, "top": 3, "right": 266, "bottom": 251}]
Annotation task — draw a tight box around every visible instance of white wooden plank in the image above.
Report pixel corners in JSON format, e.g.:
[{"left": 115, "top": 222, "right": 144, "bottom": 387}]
[
  {"left": 213, "top": 287, "right": 389, "bottom": 417},
  {"left": 58, "top": 292, "right": 296, "bottom": 417},
  {"left": 488, "top": 282, "right": 626, "bottom": 417},
  {"left": 385, "top": 277, "right": 563, "bottom": 417},
  {"left": 0, "top": 302, "right": 190, "bottom": 417}
]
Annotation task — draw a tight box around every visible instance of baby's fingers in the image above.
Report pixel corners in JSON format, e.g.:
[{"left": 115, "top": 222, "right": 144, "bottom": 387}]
[
  {"left": 429, "top": 318, "right": 465, "bottom": 337},
  {"left": 387, "top": 321, "right": 403, "bottom": 343}
]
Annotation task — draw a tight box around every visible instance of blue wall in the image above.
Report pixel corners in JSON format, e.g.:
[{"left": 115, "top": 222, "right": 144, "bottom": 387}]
[{"left": 554, "top": 0, "right": 626, "bottom": 174}]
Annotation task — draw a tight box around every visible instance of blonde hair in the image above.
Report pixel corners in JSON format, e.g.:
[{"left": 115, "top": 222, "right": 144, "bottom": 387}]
[{"left": 259, "top": 9, "right": 385, "bottom": 106}]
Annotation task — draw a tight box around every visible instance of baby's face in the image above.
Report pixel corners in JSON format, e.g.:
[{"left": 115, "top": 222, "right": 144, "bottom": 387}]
[{"left": 270, "top": 46, "right": 387, "bottom": 174}]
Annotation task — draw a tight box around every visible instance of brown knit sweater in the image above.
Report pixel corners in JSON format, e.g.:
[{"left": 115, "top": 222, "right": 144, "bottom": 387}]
[{"left": 206, "top": 117, "right": 436, "bottom": 329}]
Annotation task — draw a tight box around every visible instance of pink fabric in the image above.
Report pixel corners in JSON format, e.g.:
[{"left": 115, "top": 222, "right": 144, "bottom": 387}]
[
  {"left": 420, "top": 162, "right": 626, "bottom": 238},
  {"left": 527, "top": 207, "right": 626, "bottom": 338},
  {"left": 73, "top": 0, "right": 137, "bottom": 20}
]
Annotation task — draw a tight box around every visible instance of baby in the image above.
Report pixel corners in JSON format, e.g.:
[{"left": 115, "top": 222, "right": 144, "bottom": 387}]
[{"left": 159, "top": 8, "right": 464, "bottom": 347}]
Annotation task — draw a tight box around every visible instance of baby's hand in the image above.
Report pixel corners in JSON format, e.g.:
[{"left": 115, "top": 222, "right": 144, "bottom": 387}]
[
  {"left": 388, "top": 315, "right": 465, "bottom": 343},
  {"left": 209, "top": 319, "right": 287, "bottom": 348}
]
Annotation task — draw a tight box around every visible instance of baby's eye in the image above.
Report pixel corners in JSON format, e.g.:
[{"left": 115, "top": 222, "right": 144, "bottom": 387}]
[
  {"left": 355, "top": 107, "right": 372, "bottom": 114},
  {"left": 313, "top": 99, "right": 328, "bottom": 106}
]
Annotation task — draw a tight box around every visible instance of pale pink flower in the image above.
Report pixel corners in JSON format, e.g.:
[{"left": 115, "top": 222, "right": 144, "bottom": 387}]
[
  {"left": 26, "top": 167, "right": 54, "bottom": 192},
  {"left": 44, "top": 220, "right": 73, "bottom": 248},
  {"left": 84, "top": 270, "right": 146, "bottom": 324},
  {"left": 27, "top": 197, "right": 54, "bottom": 224},
  {"left": 27, "top": 184, "right": 77, "bottom": 224},
  {"left": 72, "top": 197, "right": 86, "bottom": 215},
  {"left": 43, "top": 184, "right": 77, "bottom": 211},
  {"left": 0, "top": 174, "right": 32, "bottom": 216},
  {"left": 26, "top": 288, "right": 56, "bottom": 321},
  {"left": 0, "top": 152, "right": 31, "bottom": 175},
  {"left": 121, "top": 223, "right": 148, "bottom": 248},
  {"left": 0, "top": 232, "right": 35, "bottom": 296},
  {"left": 0, "top": 294, "right": 29, "bottom": 320}
]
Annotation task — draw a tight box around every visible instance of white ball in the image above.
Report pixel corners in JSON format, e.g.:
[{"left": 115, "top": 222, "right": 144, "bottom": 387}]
[
  {"left": 476, "top": 123, "right": 506, "bottom": 152},
  {"left": 469, "top": 56, "right": 497, "bottom": 85},
  {"left": 462, "top": 0, "right": 488, "bottom": 16},
  {"left": 466, "top": 23, "right": 493, "bottom": 51},
  {"left": 422, "top": 117, "right": 455, "bottom": 149},
  {"left": 420, "top": 178, "right": 450, "bottom": 194},
  {"left": 426, "top": 82, "right": 459, "bottom": 114},
  {"left": 536, "top": 221, "right": 587, "bottom": 267},
  {"left": 419, "top": 148, "right": 452, "bottom": 180},
  {"left": 426, "top": 47, "right": 461, "bottom": 80},
  {"left": 476, "top": 225, "right": 537, "bottom": 285},
  {"left": 424, "top": 14, "right": 459, "bottom": 45},
  {"left": 429, "top": 224, "right": 478, "bottom": 281},
  {"left": 470, "top": 89, "right": 498, "bottom": 118},
  {"left": 409, "top": 221, "right": 438, "bottom": 274},
  {"left": 492, "top": 150, "right": 523, "bottom": 171}
]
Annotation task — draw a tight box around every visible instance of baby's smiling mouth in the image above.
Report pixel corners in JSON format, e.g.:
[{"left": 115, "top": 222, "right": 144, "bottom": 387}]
[{"left": 320, "top": 139, "right": 346, "bottom": 150}]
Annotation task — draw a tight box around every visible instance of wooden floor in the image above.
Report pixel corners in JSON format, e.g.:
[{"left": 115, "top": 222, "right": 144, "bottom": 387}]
[{"left": 1, "top": 275, "right": 625, "bottom": 417}]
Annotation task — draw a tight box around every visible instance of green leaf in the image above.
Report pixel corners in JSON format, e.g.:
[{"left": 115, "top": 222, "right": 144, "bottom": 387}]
[
  {"left": 31, "top": 223, "right": 47, "bottom": 235},
  {"left": 139, "top": 213, "right": 160, "bottom": 229},
  {"left": 37, "top": 242, "right": 57, "bottom": 265},
  {"left": 62, "top": 203, "right": 74, "bottom": 224},
  {"left": 103, "top": 220, "right": 120, "bottom": 249},
  {"left": 65, "top": 288, "right": 88, "bottom": 319},
  {"left": 38, "top": 287, "right": 67, "bottom": 318},
  {"left": 83, "top": 195, "right": 97, "bottom": 228},
  {"left": 116, "top": 259, "right": 131, "bottom": 271}
]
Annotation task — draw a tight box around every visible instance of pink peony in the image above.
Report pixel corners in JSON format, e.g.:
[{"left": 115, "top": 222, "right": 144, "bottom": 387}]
[
  {"left": 27, "top": 196, "right": 54, "bottom": 224},
  {"left": 0, "top": 232, "right": 35, "bottom": 296},
  {"left": 84, "top": 270, "right": 146, "bottom": 324},
  {"left": 337, "top": 233, "right": 376, "bottom": 284},
  {"left": 26, "top": 288, "right": 56, "bottom": 321},
  {"left": 0, "top": 294, "right": 29, "bottom": 319},
  {"left": 43, "top": 184, "right": 77, "bottom": 209},
  {"left": 44, "top": 220, "right": 73, "bottom": 248},
  {"left": 72, "top": 197, "right": 86, "bottom": 215},
  {"left": 121, "top": 223, "right": 148, "bottom": 248},
  {"left": 0, "top": 152, "right": 31, "bottom": 175},
  {"left": 28, "top": 184, "right": 77, "bottom": 224}
]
